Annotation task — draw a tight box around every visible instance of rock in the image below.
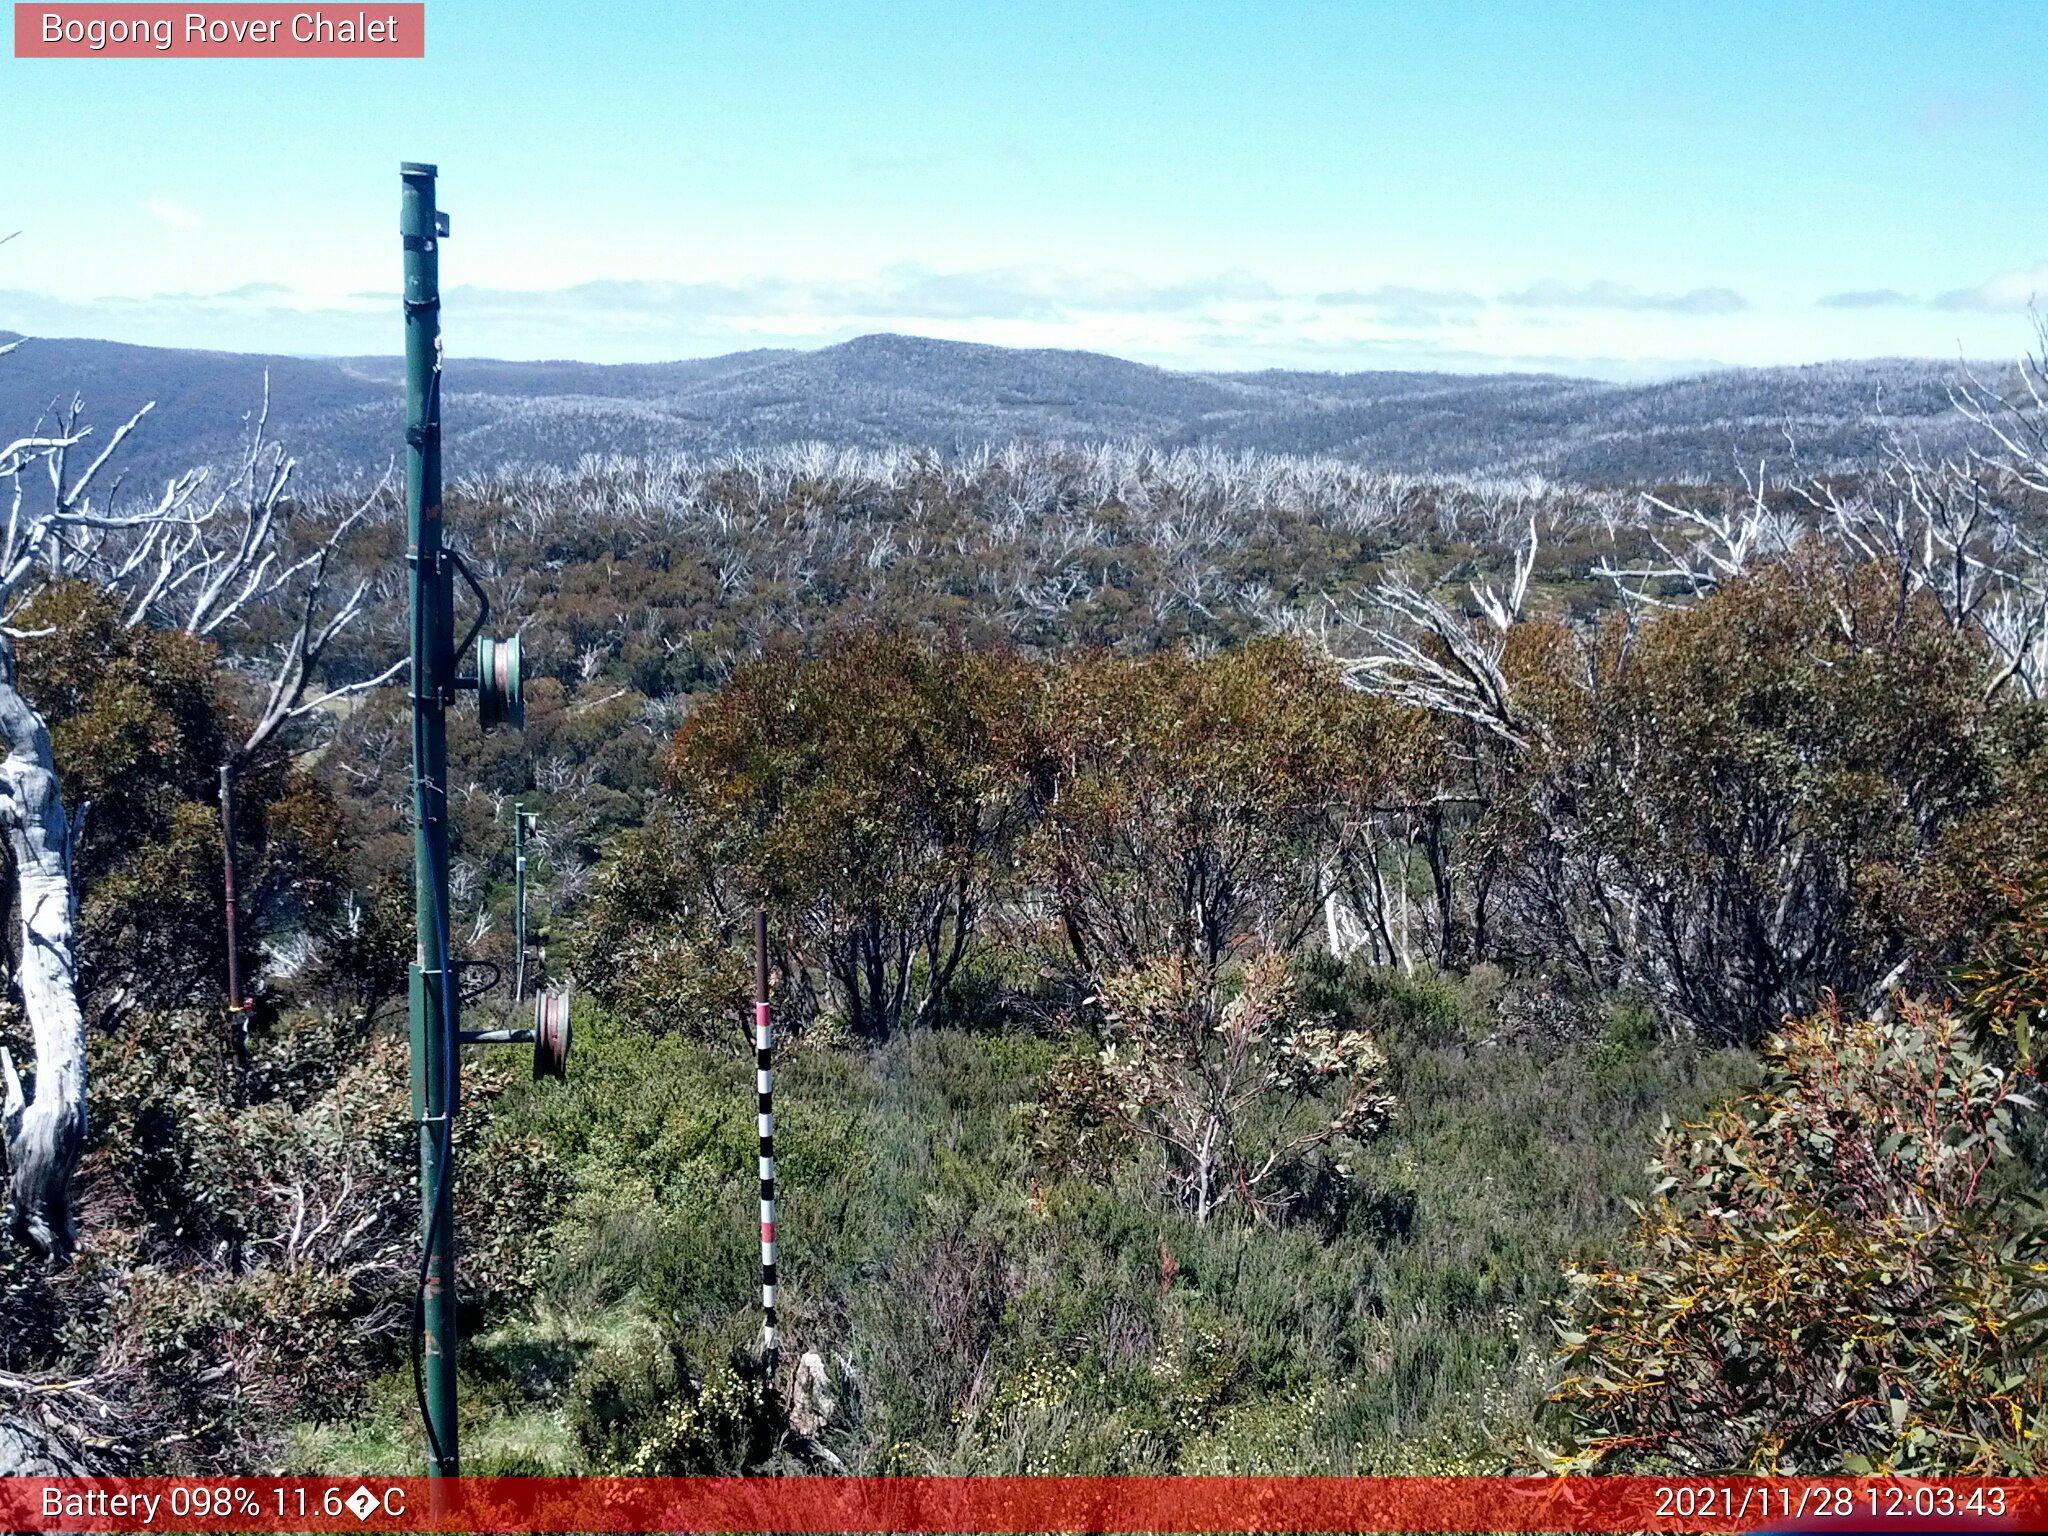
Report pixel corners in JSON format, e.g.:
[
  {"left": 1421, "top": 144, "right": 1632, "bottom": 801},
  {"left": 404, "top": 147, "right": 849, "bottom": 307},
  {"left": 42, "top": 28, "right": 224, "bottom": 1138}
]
[
  {"left": 0, "top": 1413, "right": 89, "bottom": 1476},
  {"left": 789, "top": 1351, "right": 836, "bottom": 1440}
]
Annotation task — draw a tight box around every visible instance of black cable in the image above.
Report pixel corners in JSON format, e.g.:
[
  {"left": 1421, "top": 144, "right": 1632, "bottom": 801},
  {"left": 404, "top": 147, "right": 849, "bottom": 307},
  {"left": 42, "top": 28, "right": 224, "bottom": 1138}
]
[{"left": 409, "top": 709, "right": 461, "bottom": 1475}]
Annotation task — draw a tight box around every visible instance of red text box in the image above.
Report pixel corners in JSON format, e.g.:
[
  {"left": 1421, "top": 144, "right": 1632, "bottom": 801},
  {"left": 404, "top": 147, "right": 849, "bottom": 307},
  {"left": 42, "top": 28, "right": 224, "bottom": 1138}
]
[
  {"left": 14, "top": 4, "right": 424, "bottom": 57},
  {"left": 0, "top": 1476, "right": 2044, "bottom": 1533}
]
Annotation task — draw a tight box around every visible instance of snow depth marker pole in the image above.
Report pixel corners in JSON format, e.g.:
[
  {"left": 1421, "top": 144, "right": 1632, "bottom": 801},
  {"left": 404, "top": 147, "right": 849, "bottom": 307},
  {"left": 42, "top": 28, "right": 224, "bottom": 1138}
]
[{"left": 756, "top": 907, "right": 779, "bottom": 1383}]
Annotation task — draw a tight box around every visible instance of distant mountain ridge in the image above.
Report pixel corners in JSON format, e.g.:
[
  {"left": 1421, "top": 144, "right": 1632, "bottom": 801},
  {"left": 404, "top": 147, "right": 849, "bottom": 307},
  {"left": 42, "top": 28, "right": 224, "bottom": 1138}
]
[{"left": 0, "top": 329, "right": 1992, "bottom": 491}]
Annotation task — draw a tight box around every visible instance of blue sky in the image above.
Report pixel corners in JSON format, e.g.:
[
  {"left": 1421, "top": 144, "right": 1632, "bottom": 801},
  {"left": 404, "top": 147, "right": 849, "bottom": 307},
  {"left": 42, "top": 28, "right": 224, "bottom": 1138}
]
[{"left": 1, "top": 1, "right": 2043, "bottom": 377}]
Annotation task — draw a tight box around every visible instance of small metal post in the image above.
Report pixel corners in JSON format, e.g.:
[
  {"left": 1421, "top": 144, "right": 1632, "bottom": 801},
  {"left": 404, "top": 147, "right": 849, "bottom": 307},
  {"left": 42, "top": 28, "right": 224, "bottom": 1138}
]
[
  {"left": 755, "top": 908, "right": 778, "bottom": 1384},
  {"left": 513, "top": 804, "right": 528, "bottom": 1002},
  {"left": 218, "top": 765, "right": 249, "bottom": 1076},
  {"left": 219, "top": 765, "right": 242, "bottom": 1011}
]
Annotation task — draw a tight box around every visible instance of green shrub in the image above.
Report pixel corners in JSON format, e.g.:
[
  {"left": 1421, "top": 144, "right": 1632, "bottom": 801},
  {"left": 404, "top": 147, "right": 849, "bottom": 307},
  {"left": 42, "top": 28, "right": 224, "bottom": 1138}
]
[
  {"left": 31, "top": 1006, "right": 566, "bottom": 1472},
  {"left": 1546, "top": 999, "right": 2048, "bottom": 1474},
  {"left": 317, "top": 961, "right": 1750, "bottom": 1479},
  {"left": 566, "top": 1336, "right": 768, "bottom": 1472},
  {"left": 571, "top": 812, "right": 751, "bottom": 1044},
  {"left": 1499, "top": 555, "right": 2037, "bottom": 1042},
  {"left": 14, "top": 582, "right": 358, "bottom": 1026},
  {"left": 1042, "top": 952, "right": 1394, "bottom": 1223},
  {"left": 1587, "top": 998, "right": 1660, "bottom": 1082}
]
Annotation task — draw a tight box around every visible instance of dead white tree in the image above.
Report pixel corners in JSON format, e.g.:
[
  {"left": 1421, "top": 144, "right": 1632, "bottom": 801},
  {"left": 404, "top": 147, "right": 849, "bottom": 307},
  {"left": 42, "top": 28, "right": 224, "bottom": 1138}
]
[
  {"left": 1471, "top": 516, "right": 1538, "bottom": 634},
  {"left": 1584, "top": 325, "right": 2048, "bottom": 693},
  {"left": 1953, "top": 313, "right": 2048, "bottom": 498},
  {"left": 1322, "top": 529, "right": 1537, "bottom": 752},
  {"left": 1592, "top": 465, "right": 1802, "bottom": 609},
  {"left": 1351, "top": 590, "right": 1508, "bottom": 726},
  {"left": 1939, "top": 318, "right": 2048, "bottom": 694}
]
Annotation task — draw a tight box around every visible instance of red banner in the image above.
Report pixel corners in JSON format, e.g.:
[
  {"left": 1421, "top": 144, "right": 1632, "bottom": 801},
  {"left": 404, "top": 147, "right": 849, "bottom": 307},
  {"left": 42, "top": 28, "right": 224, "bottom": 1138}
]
[
  {"left": 0, "top": 1476, "right": 2042, "bottom": 1533},
  {"left": 13, "top": 5, "right": 424, "bottom": 58}
]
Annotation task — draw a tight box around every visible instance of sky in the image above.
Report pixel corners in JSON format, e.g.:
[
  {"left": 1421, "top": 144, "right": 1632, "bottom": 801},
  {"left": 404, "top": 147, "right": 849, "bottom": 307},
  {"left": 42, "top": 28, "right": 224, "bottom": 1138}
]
[{"left": 1, "top": 1, "right": 2044, "bottom": 379}]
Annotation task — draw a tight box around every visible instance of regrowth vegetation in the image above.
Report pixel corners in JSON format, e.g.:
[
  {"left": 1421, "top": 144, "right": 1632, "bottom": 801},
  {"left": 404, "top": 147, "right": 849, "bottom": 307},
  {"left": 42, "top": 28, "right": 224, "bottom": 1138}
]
[{"left": 5, "top": 328, "right": 2048, "bottom": 1474}]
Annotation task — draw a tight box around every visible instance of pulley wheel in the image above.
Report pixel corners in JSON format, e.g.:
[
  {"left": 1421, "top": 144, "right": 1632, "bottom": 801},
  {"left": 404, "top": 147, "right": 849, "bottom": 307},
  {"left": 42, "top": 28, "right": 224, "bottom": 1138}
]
[
  {"left": 533, "top": 985, "right": 571, "bottom": 1080},
  {"left": 477, "top": 633, "right": 524, "bottom": 731}
]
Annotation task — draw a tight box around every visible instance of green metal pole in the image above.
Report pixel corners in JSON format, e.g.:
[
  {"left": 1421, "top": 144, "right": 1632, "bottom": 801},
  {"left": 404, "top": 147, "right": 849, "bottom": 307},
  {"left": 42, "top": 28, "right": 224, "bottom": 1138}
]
[{"left": 401, "top": 160, "right": 460, "bottom": 1478}]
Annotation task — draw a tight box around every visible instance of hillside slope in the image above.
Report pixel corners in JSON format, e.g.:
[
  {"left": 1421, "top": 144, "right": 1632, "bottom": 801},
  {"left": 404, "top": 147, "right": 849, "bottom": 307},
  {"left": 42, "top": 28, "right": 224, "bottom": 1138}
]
[{"left": 0, "top": 329, "right": 1989, "bottom": 490}]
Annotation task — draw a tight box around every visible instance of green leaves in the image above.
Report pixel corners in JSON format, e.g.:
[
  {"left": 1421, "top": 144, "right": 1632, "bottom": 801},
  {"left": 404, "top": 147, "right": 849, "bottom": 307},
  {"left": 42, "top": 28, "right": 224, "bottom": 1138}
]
[
  {"left": 1505, "top": 551, "right": 2024, "bottom": 1045},
  {"left": 1046, "top": 952, "right": 1396, "bottom": 1224},
  {"left": 16, "top": 581, "right": 356, "bottom": 1021},
  {"left": 1545, "top": 996, "right": 2048, "bottom": 1475},
  {"left": 646, "top": 633, "right": 1037, "bottom": 1040},
  {"left": 1023, "top": 638, "right": 1396, "bottom": 976}
]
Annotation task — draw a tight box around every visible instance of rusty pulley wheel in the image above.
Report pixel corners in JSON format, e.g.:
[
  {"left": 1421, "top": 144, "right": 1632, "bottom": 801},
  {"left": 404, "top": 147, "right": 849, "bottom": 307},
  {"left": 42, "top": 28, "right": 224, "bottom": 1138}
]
[
  {"left": 533, "top": 984, "right": 571, "bottom": 1080},
  {"left": 477, "top": 632, "right": 524, "bottom": 731}
]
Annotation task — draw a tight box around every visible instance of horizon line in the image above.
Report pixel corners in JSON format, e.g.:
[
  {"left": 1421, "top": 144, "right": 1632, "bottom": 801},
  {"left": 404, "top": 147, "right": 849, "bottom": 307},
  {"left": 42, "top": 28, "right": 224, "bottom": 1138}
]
[{"left": 0, "top": 325, "right": 2011, "bottom": 390}]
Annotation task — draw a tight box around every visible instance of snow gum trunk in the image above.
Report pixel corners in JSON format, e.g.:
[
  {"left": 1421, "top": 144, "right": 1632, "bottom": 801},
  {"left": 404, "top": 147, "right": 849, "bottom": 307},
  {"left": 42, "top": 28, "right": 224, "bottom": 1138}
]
[{"left": 0, "top": 633, "right": 86, "bottom": 1260}]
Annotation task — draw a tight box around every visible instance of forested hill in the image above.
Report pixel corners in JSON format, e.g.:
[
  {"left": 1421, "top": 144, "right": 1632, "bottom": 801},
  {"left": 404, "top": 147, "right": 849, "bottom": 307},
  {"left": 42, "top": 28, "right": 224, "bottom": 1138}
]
[{"left": 0, "top": 327, "right": 1991, "bottom": 490}]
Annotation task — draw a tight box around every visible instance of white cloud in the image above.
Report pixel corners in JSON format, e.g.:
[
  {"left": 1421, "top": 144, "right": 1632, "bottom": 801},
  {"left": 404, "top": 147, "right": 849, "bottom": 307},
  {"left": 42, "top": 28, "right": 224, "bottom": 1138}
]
[
  {"left": 9, "top": 261, "right": 2029, "bottom": 377},
  {"left": 444, "top": 266, "right": 1277, "bottom": 325},
  {"left": 1310, "top": 286, "right": 1482, "bottom": 326},
  {"left": 1933, "top": 263, "right": 2048, "bottom": 314},
  {"left": 1818, "top": 289, "right": 1916, "bottom": 309},
  {"left": 141, "top": 197, "right": 203, "bottom": 230},
  {"left": 1498, "top": 279, "right": 1750, "bottom": 315}
]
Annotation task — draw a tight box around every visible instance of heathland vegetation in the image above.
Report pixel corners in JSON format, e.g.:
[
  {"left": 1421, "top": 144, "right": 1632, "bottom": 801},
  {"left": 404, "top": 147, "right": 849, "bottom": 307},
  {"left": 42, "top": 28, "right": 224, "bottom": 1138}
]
[{"left": 2, "top": 332, "right": 2047, "bottom": 1475}]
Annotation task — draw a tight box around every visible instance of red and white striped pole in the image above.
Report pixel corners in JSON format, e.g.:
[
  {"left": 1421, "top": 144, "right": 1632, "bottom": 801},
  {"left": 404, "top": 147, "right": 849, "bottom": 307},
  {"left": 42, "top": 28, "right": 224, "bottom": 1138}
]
[{"left": 754, "top": 908, "right": 778, "bottom": 1382}]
